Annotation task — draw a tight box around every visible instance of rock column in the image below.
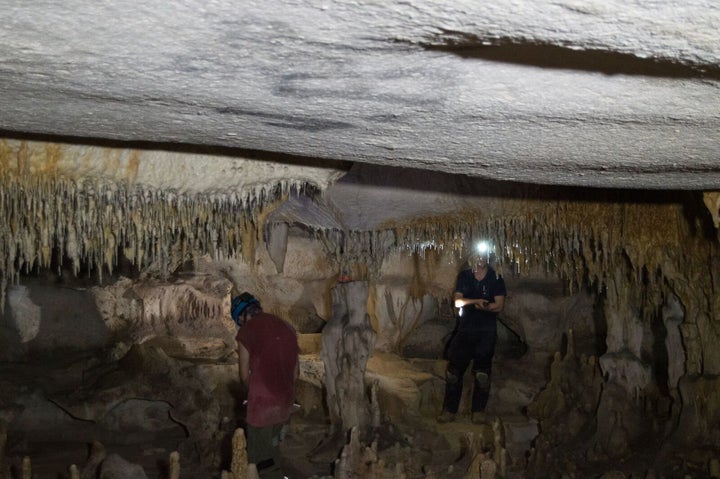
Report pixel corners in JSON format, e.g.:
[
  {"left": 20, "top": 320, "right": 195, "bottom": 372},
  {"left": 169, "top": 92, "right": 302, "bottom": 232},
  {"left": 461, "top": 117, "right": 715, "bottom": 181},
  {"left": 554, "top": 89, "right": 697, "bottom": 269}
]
[{"left": 321, "top": 281, "right": 377, "bottom": 438}]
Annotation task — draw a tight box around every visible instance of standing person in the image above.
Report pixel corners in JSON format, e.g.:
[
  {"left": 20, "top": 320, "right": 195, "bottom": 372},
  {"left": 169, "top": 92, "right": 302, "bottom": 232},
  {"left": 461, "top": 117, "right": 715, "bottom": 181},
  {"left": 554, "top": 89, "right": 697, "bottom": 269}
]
[
  {"left": 231, "top": 292, "right": 299, "bottom": 479},
  {"left": 437, "top": 245, "right": 506, "bottom": 424}
]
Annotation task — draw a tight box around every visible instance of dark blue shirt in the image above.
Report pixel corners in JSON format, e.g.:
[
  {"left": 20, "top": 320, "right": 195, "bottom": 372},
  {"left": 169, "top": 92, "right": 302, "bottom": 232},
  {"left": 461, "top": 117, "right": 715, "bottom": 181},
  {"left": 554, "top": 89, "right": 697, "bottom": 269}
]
[{"left": 455, "top": 267, "right": 506, "bottom": 333}]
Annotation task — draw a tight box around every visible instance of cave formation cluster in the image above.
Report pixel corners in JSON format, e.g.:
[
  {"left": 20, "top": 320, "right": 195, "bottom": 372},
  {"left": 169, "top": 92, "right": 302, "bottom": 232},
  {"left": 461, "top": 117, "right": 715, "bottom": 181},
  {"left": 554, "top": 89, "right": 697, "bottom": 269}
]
[{"left": 1, "top": 139, "right": 720, "bottom": 478}]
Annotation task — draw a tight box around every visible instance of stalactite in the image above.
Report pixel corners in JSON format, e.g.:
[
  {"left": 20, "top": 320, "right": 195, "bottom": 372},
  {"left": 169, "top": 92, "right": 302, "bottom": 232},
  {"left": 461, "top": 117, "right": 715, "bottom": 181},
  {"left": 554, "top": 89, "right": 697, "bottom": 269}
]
[
  {"left": 2, "top": 139, "right": 719, "bottom": 384},
  {"left": 266, "top": 222, "right": 289, "bottom": 273},
  {"left": 307, "top": 192, "right": 718, "bottom": 382},
  {"left": 703, "top": 191, "right": 720, "bottom": 231},
  {"left": 0, "top": 140, "right": 324, "bottom": 311}
]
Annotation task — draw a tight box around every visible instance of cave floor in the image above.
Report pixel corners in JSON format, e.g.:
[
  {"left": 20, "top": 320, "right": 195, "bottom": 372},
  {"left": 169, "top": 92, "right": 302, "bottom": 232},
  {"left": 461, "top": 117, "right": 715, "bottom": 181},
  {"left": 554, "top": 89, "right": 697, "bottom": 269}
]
[
  {"left": 1, "top": 351, "right": 544, "bottom": 478},
  {"left": 0, "top": 414, "right": 689, "bottom": 479},
  {"left": 1, "top": 350, "right": 691, "bottom": 478}
]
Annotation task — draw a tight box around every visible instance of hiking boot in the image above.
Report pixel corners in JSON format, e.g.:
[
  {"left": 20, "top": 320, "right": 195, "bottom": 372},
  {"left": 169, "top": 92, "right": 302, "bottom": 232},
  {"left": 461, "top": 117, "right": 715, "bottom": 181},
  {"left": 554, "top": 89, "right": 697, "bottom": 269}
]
[
  {"left": 436, "top": 411, "right": 456, "bottom": 423},
  {"left": 471, "top": 411, "right": 488, "bottom": 424}
]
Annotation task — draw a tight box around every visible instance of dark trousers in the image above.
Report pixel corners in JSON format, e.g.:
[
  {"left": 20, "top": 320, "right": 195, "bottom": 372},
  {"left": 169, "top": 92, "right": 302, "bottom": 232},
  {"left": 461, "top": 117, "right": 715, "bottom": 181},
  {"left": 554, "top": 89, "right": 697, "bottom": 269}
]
[
  {"left": 246, "top": 423, "right": 285, "bottom": 479},
  {"left": 442, "top": 330, "right": 497, "bottom": 414}
]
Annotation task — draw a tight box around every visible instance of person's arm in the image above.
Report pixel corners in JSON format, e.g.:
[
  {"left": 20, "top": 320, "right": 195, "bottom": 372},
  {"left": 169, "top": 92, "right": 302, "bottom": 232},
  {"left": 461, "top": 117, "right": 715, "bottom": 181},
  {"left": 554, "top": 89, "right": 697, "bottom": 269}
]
[
  {"left": 238, "top": 342, "right": 250, "bottom": 386},
  {"left": 480, "top": 295, "right": 505, "bottom": 313},
  {"left": 453, "top": 291, "right": 489, "bottom": 309}
]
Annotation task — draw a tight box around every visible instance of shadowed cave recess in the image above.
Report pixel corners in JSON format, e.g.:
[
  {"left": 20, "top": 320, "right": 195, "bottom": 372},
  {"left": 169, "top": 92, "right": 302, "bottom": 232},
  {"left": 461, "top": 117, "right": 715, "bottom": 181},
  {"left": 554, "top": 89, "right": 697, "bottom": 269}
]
[{"left": 1, "top": 138, "right": 720, "bottom": 479}]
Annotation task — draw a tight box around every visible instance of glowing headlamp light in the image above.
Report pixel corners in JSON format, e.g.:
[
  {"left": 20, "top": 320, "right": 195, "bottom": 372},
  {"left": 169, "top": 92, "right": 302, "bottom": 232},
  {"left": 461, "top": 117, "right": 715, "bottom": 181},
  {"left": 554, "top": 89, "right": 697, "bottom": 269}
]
[{"left": 475, "top": 241, "right": 491, "bottom": 255}]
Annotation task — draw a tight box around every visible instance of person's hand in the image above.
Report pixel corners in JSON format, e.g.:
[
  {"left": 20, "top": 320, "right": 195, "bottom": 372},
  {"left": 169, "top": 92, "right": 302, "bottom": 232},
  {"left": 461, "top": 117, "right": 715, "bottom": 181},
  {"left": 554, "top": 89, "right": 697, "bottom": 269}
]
[{"left": 475, "top": 299, "right": 489, "bottom": 309}]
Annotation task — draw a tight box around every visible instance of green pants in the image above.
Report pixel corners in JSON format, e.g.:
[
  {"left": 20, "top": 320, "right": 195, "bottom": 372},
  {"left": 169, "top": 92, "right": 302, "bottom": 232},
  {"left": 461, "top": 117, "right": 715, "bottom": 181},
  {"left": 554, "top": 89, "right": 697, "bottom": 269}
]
[{"left": 246, "top": 423, "right": 285, "bottom": 479}]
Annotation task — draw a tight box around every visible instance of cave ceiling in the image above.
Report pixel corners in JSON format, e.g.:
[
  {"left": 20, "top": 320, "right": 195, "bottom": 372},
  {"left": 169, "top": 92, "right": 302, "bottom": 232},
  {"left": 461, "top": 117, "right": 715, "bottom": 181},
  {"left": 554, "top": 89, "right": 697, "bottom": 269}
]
[
  {"left": 1, "top": 0, "right": 719, "bottom": 193},
  {"left": 1, "top": 1, "right": 720, "bottom": 288}
]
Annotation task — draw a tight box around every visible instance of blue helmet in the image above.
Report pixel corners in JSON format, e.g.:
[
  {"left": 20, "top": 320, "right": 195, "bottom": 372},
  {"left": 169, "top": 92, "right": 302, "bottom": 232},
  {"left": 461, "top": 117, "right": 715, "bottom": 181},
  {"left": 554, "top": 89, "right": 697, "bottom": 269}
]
[{"left": 231, "top": 292, "right": 260, "bottom": 326}]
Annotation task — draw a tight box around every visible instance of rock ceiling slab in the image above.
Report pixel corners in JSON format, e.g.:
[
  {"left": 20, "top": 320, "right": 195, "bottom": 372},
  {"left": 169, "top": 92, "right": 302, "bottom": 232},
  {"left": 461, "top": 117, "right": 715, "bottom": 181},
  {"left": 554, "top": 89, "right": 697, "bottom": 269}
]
[{"left": 1, "top": 0, "right": 719, "bottom": 189}]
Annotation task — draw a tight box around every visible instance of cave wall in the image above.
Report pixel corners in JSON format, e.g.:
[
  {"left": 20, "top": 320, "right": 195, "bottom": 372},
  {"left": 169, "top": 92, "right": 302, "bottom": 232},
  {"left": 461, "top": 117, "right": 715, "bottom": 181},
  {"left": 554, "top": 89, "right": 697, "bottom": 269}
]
[{"left": 1, "top": 138, "right": 720, "bottom": 476}]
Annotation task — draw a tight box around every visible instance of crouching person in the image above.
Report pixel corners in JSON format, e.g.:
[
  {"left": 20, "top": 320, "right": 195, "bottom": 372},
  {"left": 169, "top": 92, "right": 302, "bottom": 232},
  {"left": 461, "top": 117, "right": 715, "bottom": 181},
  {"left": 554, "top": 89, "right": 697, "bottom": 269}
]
[{"left": 231, "top": 292, "right": 299, "bottom": 479}]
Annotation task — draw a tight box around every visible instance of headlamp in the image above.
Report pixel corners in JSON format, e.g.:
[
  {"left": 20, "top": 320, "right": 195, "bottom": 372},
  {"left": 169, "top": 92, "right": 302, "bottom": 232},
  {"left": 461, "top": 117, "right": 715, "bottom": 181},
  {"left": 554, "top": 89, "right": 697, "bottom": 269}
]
[{"left": 475, "top": 241, "right": 491, "bottom": 255}]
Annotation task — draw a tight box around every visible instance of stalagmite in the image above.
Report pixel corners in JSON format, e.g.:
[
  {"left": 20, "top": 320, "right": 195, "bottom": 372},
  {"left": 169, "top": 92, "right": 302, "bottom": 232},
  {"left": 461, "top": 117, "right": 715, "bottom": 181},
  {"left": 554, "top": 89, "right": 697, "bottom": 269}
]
[
  {"left": 710, "top": 457, "right": 720, "bottom": 478},
  {"left": 492, "top": 418, "right": 507, "bottom": 477},
  {"left": 370, "top": 380, "right": 381, "bottom": 429},
  {"left": 81, "top": 441, "right": 107, "bottom": 479},
  {"left": 333, "top": 426, "right": 365, "bottom": 479},
  {"left": 231, "top": 428, "right": 248, "bottom": 479},
  {"left": 360, "top": 439, "right": 378, "bottom": 470},
  {"left": 464, "top": 432, "right": 482, "bottom": 479},
  {"left": 566, "top": 328, "right": 575, "bottom": 359},
  {"left": 0, "top": 430, "right": 5, "bottom": 479},
  {"left": 371, "top": 459, "right": 386, "bottom": 479},
  {"left": 480, "top": 458, "right": 497, "bottom": 479},
  {"left": 168, "top": 451, "right": 180, "bottom": 479},
  {"left": 528, "top": 351, "right": 566, "bottom": 419},
  {"left": 334, "top": 448, "right": 350, "bottom": 479},
  {"left": 347, "top": 427, "right": 362, "bottom": 475},
  {"left": 21, "top": 456, "right": 30, "bottom": 479},
  {"left": 69, "top": 465, "right": 80, "bottom": 479}
]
